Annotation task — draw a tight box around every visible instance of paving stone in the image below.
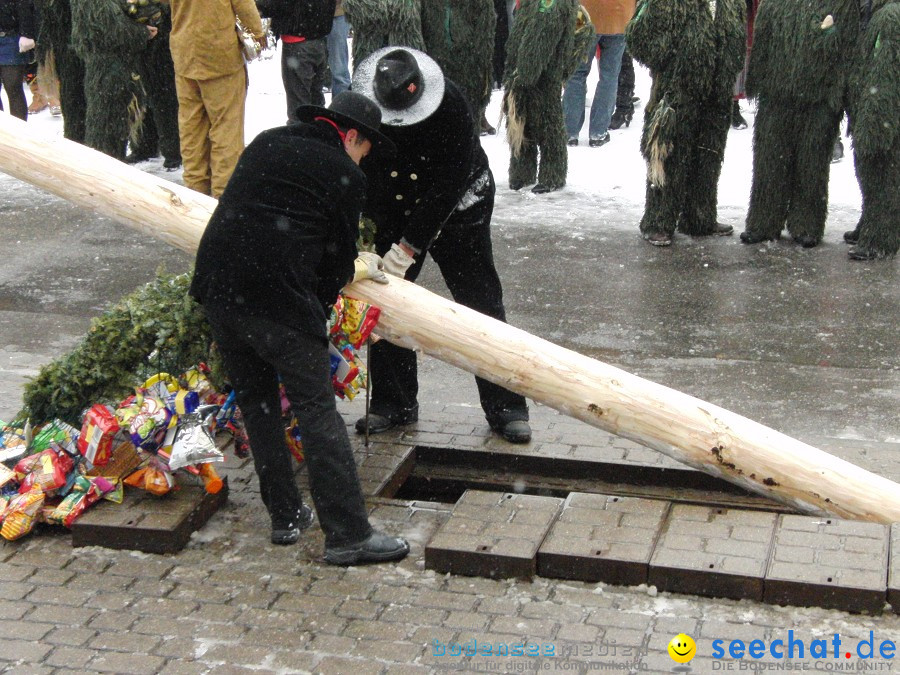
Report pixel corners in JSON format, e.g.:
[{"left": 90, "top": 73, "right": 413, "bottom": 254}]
[
  {"left": 425, "top": 490, "right": 563, "bottom": 579},
  {"left": 649, "top": 505, "right": 777, "bottom": 601},
  {"left": 72, "top": 481, "right": 228, "bottom": 554},
  {"left": 537, "top": 493, "right": 669, "bottom": 586},
  {"left": 44, "top": 646, "right": 96, "bottom": 669},
  {"left": 88, "top": 652, "right": 168, "bottom": 675},
  {"left": 889, "top": 523, "right": 900, "bottom": 613},
  {"left": 764, "top": 514, "right": 888, "bottom": 614}
]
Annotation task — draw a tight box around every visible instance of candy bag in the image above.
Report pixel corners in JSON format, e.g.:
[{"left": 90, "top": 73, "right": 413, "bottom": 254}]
[
  {"left": 167, "top": 412, "right": 222, "bottom": 471},
  {"left": 78, "top": 404, "right": 120, "bottom": 466},
  {"left": 124, "top": 461, "right": 174, "bottom": 496},
  {"left": 16, "top": 447, "right": 74, "bottom": 495},
  {"left": 1, "top": 488, "right": 45, "bottom": 540}
]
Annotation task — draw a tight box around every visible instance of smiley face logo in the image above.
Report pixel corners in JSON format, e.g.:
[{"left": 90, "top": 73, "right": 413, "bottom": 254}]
[{"left": 668, "top": 633, "right": 696, "bottom": 663}]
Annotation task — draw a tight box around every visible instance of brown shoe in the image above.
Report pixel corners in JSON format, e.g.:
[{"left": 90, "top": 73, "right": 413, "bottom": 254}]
[
  {"left": 27, "top": 80, "right": 48, "bottom": 114},
  {"left": 643, "top": 231, "right": 672, "bottom": 247}
]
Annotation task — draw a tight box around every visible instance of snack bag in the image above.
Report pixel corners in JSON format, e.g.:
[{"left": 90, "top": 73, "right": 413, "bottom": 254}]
[
  {"left": 117, "top": 392, "right": 172, "bottom": 451},
  {"left": 341, "top": 297, "right": 381, "bottom": 349},
  {"left": 78, "top": 405, "right": 120, "bottom": 466},
  {"left": 124, "top": 461, "right": 174, "bottom": 496},
  {"left": 1, "top": 488, "right": 45, "bottom": 540},
  {"left": 168, "top": 412, "right": 223, "bottom": 471},
  {"left": 48, "top": 475, "right": 111, "bottom": 527},
  {"left": 16, "top": 447, "right": 74, "bottom": 495},
  {"left": 0, "top": 464, "right": 15, "bottom": 490},
  {"left": 285, "top": 419, "right": 303, "bottom": 463},
  {"left": 0, "top": 421, "right": 29, "bottom": 469}
]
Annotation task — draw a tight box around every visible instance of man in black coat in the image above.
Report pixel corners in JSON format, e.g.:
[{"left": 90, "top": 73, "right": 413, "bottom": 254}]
[
  {"left": 352, "top": 47, "right": 532, "bottom": 444},
  {"left": 190, "top": 92, "right": 410, "bottom": 566}
]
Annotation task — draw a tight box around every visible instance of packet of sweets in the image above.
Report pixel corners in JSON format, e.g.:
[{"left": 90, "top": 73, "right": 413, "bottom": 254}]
[
  {"left": 1, "top": 489, "right": 45, "bottom": 540},
  {"left": 168, "top": 413, "right": 222, "bottom": 471},
  {"left": 124, "top": 461, "right": 174, "bottom": 496},
  {"left": 78, "top": 404, "right": 120, "bottom": 466},
  {"left": 17, "top": 448, "right": 73, "bottom": 496}
]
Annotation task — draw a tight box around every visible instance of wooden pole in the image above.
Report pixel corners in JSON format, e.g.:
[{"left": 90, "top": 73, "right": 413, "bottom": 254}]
[{"left": 2, "top": 115, "right": 898, "bottom": 523}]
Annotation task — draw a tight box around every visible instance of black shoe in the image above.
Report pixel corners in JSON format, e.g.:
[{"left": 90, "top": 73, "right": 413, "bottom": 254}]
[
  {"left": 354, "top": 409, "right": 418, "bottom": 435},
  {"left": 163, "top": 157, "right": 182, "bottom": 171},
  {"left": 531, "top": 183, "right": 561, "bottom": 194},
  {"left": 324, "top": 530, "right": 410, "bottom": 566},
  {"left": 588, "top": 133, "right": 610, "bottom": 147},
  {"left": 731, "top": 100, "right": 748, "bottom": 130},
  {"left": 848, "top": 246, "right": 879, "bottom": 261},
  {"left": 643, "top": 231, "right": 672, "bottom": 247},
  {"left": 632, "top": 95, "right": 641, "bottom": 105},
  {"left": 490, "top": 419, "right": 532, "bottom": 444},
  {"left": 271, "top": 504, "right": 315, "bottom": 545},
  {"left": 843, "top": 228, "right": 860, "bottom": 244},
  {"left": 608, "top": 109, "right": 633, "bottom": 130},
  {"left": 792, "top": 234, "right": 820, "bottom": 248},
  {"left": 509, "top": 180, "right": 526, "bottom": 191},
  {"left": 696, "top": 223, "right": 734, "bottom": 237},
  {"left": 480, "top": 114, "right": 496, "bottom": 136},
  {"left": 567, "top": 137, "right": 579, "bottom": 146},
  {"left": 740, "top": 230, "right": 776, "bottom": 244},
  {"left": 831, "top": 140, "right": 844, "bottom": 163},
  {"left": 124, "top": 151, "right": 157, "bottom": 165}
]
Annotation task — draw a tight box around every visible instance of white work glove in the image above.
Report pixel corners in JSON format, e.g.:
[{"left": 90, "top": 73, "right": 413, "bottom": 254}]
[
  {"left": 352, "top": 251, "right": 388, "bottom": 284},
  {"left": 18, "top": 37, "right": 35, "bottom": 53},
  {"left": 382, "top": 242, "right": 415, "bottom": 278}
]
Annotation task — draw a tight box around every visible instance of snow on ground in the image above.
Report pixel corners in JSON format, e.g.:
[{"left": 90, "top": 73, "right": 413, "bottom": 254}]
[{"left": 6, "top": 42, "right": 862, "bottom": 238}]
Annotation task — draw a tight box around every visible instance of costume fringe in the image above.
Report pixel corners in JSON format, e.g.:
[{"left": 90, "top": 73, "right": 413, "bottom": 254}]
[
  {"left": 645, "top": 96, "right": 676, "bottom": 187},
  {"left": 504, "top": 91, "right": 526, "bottom": 158},
  {"left": 40, "top": 51, "right": 61, "bottom": 102},
  {"left": 127, "top": 83, "right": 145, "bottom": 147}
]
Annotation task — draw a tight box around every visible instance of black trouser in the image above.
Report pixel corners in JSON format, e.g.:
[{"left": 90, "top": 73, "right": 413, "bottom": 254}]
[
  {"left": 203, "top": 309, "right": 372, "bottom": 547},
  {"left": 370, "top": 174, "right": 529, "bottom": 427},
  {"left": 615, "top": 48, "right": 635, "bottom": 113},
  {"left": 136, "top": 29, "right": 181, "bottom": 163},
  {"left": 282, "top": 39, "right": 327, "bottom": 124},
  {"left": 0, "top": 64, "right": 28, "bottom": 120}
]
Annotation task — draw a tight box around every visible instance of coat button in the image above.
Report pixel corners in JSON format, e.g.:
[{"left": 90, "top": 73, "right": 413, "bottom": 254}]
[
  {"left": 390, "top": 171, "right": 398, "bottom": 178},
  {"left": 395, "top": 194, "right": 403, "bottom": 200},
  {"left": 410, "top": 173, "right": 418, "bottom": 180},
  {"left": 404, "top": 210, "right": 412, "bottom": 216}
]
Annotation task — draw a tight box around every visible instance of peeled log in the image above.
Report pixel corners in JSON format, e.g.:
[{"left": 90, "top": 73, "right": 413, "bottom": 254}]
[{"left": 1, "top": 115, "right": 898, "bottom": 523}]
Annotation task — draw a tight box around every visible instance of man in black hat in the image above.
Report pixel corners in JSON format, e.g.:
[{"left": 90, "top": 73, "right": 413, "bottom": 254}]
[
  {"left": 352, "top": 46, "right": 532, "bottom": 444},
  {"left": 190, "top": 91, "right": 411, "bottom": 565}
]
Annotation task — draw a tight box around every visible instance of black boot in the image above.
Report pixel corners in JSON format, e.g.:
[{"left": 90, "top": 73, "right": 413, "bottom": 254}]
[
  {"left": 731, "top": 100, "right": 748, "bottom": 130},
  {"left": 609, "top": 108, "right": 633, "bottom": 130}
]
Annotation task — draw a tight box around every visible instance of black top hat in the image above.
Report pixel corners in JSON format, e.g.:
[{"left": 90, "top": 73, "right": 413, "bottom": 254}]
[
  {"left": 352, "top": 47, "right": 446, "bottom": 126},
  {"left": 296, "top": 91, "right": 395, "bottom": 156}
]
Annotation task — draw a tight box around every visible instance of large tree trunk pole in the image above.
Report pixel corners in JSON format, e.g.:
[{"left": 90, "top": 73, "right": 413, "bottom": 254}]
[{"left": 2, "top": 115, "right": 898, "bottom": 523}]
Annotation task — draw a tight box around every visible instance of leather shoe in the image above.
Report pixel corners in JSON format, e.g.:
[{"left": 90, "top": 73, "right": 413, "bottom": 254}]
[
  {"left": 271, "top": 504, "right": 314, "bottom": 545},
  {"left": 843, "top": 228, "right": 860, "bottom": 244},
  {"left": 643, "top": 231, "right": 672, "bottom": 247},
  {"left": 848, "top": 246, "right": 878, "bottom": 261},
  {"left": 355, "top": 410, "right": 418, "bottom": 435},
  {"left": 531, "top": 183, "right": 561, "bottom": 194},
  {"left": 792, "top": 234, "right": 819, "bottom": 248},
  {"left": 124, "top": 151, "right": 157, "bottom": 165},
  {"left": 163, "top": 157, "right": 182, "bottom": 171},
  {"left": 509, "top": 180, "right": 525, "bottom": 191},
  {"left": 695, "top": 223, "right": 733, "bottom": 237},
  {"left": 740, "top": 230, "right": 776, "bottom": 244},
  {"left": 588, "top": 133, "right": 610, "bottom": 147},
  {"left": 324, "top": 530, "right": 410, "bottom": 566},
  {"left": 491, "top": 419, "right": 532, "bottom": 444},
  {"left": 567, "top": 137, "right": 578, "bottom": 146}
]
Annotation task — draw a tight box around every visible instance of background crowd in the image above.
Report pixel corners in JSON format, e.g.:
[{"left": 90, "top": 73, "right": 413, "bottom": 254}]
[{"left": 0, "top": 0, "right": 895, "bottom": 260}]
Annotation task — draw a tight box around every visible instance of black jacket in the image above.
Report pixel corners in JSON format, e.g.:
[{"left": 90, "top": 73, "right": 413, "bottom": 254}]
[
  {"left": 0, "top": 0, "right": 35, "bottom": 38},
  {"left": 190, "top": 121, "right": 366, "bottom": 336},
  {"left": 361, "top": 79, "right": 488, "bottom": 252},
  {"left": 256, "top": 0, "right": 335, "bottom": 39}
]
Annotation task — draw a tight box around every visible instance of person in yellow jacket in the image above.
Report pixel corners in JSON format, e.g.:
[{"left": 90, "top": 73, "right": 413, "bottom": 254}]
[{"left": 161, "top": 0, "right": 263, "bottom": 197}]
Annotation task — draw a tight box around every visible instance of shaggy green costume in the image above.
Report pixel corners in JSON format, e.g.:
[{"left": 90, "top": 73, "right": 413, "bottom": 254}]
[
  {"left": 39, "top": 0, "right": 87, "bottom": 143},
  {"left": 343, "top": 0, "right": 426, "bottom": 68},
  {"left": 740, "top": 0, "right": 858, "bottom": 247},
  {"left": 502, "top": 0, "right": 580, "bottom": 193},
  {"left": 71, "top": 0, "right": 150, "bottom": 159},
  {"left": 846, "top": 0, "right": 899, "bottom": 259},
  {"left": 420, "top": 0, "right": 495, "bottom": 123},
  {"left": 626, "top": 0, "right": 745, "bottom": 242}
]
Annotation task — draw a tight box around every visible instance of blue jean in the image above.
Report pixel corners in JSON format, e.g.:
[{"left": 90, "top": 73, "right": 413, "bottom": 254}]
[
  {"left": 562, "top": 33, "right": 627, "bottom": 139},
  {"left": 326, "top": 15, "right": 351, "bottom": 96}
]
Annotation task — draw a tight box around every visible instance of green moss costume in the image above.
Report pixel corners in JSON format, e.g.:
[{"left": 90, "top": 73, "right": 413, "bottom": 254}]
[
  {"left": 39, "top": 0, "right": 86, "bottom": 143},
  {"left": 71, "top": 0, "right": 150, "bottom": 159},
  {"left": 343, "top": 0, "right": 426, "bottom": 68},
  {"left": 420, "top": 0, "right": 495, "bottom": 123},
  {"left": 502, "top": 0, "right": 579, "bottom": 192},
  {"left": 740, "top": 0, "right": 858, "bottom": 247},
  {"left": 626, "top": 0, "right": 745, "bottom": 240},
  {"left": 847, "top": 0, "right": 899, "bottom": 259}
]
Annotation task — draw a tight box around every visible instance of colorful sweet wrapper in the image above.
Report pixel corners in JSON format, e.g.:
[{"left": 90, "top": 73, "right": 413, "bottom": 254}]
[
  {"left": 167, "top": 412, "right": 223, "bottom": 471},
  {"left": 16, "top": 447, "right": 74, "bottom": 495},
  {"left": 46, "top": 475, "right": 104, "bottom": 528},
  {"left": 1, "top": 488, "right": 45, "bottom": 540},
  {"left": 118, "top": 392, "right": 172, "bottom": 452},
  {"left": 167, "top": 389, "right": 199, "bottom": 416},
  {"left": 78, "top": 404, "right": 120, "bottom": 466},
  {"left": 0, "top": 464, "right": 14, "bottom": 489},
  {"left": 341, "top": 297, "right": 381, "bottom": 349},
  {"left": 285, "top": 419, "right": 304, "bottom": 463},
  {"left": 0, "top": 420, "right": 29, "bottom": 469},
  {"left": 124, "top": 461, "right": 174, "bottom": 496}
]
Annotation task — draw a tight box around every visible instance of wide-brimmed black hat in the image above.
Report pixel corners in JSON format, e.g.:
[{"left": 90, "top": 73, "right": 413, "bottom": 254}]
[
  {"left": 297, "top": 91, "right": 395, "bottom": 155},
  {"left": 352, "top": 47, "right": 445, "bottom": 126}
]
